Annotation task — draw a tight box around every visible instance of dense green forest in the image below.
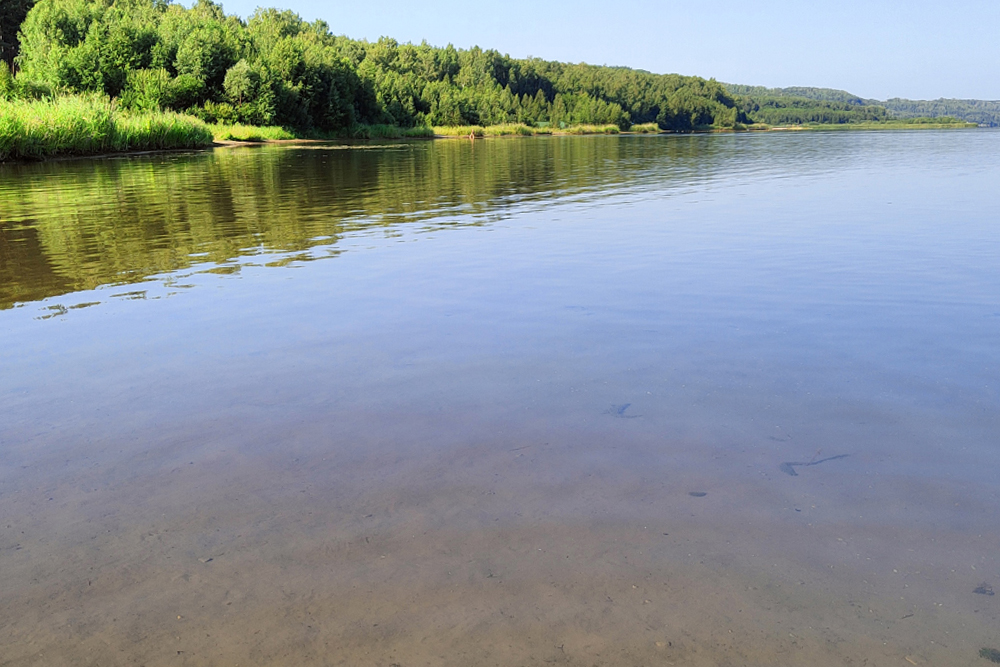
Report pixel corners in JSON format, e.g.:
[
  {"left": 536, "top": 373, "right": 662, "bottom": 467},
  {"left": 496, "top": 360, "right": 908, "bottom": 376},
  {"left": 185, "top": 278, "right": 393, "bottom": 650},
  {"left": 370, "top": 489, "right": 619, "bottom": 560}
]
[{"left": 5, "top": 0, "right": 747, "bottom": 132}]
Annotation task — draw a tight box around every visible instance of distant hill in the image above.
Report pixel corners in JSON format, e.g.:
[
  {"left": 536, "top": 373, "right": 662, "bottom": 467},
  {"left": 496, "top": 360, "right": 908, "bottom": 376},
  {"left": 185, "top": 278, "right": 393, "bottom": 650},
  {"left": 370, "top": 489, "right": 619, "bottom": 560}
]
[
  {"left": 875, "top": 98, "right": 1000, "bottom": 126},
  {"left": 724, "top": 84, "right": 888, "bottom": 125},
  {"left": 725, "top": 84, "right": 866, "bottom": 106},
  {"left": 724, "top": 84, "right": 1000, "bottom": 127}
]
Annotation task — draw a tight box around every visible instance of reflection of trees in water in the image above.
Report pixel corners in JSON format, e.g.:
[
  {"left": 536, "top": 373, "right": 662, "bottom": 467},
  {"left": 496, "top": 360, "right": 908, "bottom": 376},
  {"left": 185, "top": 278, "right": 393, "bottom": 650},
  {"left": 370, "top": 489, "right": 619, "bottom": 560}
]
[{"left": 0, "top": 133, "right": 850, "bottom": 309}]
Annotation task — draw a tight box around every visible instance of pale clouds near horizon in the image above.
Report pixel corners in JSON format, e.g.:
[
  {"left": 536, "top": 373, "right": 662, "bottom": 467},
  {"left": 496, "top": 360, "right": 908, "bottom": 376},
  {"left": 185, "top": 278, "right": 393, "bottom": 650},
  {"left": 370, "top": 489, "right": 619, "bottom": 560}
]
[{"left": 211, "top": 0, "right": 999, "bottom": 100}]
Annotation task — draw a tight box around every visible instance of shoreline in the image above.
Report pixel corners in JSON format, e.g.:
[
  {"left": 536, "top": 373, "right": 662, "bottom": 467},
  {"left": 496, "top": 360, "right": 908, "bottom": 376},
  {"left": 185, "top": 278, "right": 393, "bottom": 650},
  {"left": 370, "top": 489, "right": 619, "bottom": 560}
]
[
  {"left": 187, "top": 121, "right": 992, "bottom": 145},
  {"left": 1, "top": 122, "right": 983, "bottom": 165}
]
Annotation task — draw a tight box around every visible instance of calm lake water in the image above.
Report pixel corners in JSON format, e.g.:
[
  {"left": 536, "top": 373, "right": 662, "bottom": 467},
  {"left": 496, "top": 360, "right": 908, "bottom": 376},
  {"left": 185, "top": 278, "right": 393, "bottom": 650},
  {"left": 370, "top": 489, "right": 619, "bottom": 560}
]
[{"left": 1, "top": 132, "right": 999, "bottom": 666}]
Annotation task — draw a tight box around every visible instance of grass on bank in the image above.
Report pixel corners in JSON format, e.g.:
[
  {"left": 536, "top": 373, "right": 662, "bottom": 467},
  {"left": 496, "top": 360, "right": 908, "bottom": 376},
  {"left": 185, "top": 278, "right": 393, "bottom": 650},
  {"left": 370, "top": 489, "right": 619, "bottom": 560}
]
[
  {"left": 752, "top": 117, "right": 977, "bottom": 132},
  {"left": 433, "top": 125, "right": 485, "bottom": 137},
  {"left": 211, "top": 123, "right": 297, "bottom": 142},
  {"left": 348, "top": 124, "right": 435, "bottom": 139},
  {"left": 0, "top": 94, "right": 214, "bottom": 161},
  {"left": 211, "top": 123, "right": 435, "bottom": 141},
  {"left": 433, "top": 123, "right": 622, "bottom": 137},
  {"left": 802, "top": 118, "right": 978, "bottom": 130},
  {"left": 432, "top": 125, "right": 538, "bottom": 137},
  {"left": 625, "top": 122, "right": 660, "bottom": 133},
  {"left": 217, "top": 121, "right": 624, "bottom": 141},
  {"left": 484, "top": 124, "right": 542, "bottom": 136},
  {"left": 7, "top": 95, "right": 978, "bottom": 163},
  {"left": 556, "top": 124, "right": 620, "bottom": 134}
]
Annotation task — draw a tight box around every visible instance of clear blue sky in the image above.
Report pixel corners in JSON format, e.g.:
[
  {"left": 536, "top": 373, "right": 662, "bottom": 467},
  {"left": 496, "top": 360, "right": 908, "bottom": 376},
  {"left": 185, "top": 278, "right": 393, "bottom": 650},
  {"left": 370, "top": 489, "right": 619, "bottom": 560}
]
[{"left": 213, "top": 0, "right": 999, "bottom": 100}]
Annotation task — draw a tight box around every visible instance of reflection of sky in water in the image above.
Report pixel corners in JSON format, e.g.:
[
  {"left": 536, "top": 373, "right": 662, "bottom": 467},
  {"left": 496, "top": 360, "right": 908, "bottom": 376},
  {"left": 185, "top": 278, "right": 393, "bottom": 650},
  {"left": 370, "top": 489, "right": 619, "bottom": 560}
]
[{"left": 1, "top": 131, "right": 999, "bottom": 665}]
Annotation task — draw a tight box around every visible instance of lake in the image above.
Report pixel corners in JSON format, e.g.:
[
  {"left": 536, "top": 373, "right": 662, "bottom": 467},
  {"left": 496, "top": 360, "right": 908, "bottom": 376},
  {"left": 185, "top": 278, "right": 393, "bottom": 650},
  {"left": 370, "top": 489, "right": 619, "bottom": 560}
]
[{"left": 1, "top": 131, "right": 998, "bottom": 666}]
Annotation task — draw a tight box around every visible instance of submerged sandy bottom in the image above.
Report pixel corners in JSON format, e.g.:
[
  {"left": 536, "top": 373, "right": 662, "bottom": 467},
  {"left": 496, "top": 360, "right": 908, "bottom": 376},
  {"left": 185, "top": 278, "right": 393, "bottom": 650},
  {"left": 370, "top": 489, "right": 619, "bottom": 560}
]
[
  {"left": 3, "top": 404, "right": 998, "bottom": 667},
  {"left": 3, "top": 133, "right": 1000, "bottom": 665}
]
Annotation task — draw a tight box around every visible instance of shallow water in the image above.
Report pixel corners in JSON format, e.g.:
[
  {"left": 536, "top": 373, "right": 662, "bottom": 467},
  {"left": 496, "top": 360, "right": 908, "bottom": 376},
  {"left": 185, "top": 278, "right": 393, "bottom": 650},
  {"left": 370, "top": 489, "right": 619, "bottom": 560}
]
[{"left": 2, "top": 132, "right": 999, "bottom": 666}]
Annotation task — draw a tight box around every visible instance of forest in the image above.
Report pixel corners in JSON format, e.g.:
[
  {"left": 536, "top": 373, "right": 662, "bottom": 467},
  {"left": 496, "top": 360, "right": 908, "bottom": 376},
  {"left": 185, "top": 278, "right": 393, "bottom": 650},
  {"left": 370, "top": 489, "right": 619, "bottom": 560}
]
[
  {"left": 0, "top": 0, "right": 988, "bottom": 162},
  {"left": 2, "top": 0, "right": 748, "bottom": 133}
]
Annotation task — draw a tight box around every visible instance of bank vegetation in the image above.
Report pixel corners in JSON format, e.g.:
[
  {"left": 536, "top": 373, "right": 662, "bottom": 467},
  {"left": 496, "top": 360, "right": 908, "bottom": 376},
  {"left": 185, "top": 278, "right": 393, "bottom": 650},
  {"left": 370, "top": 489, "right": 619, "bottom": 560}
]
[{"left": 0, "top": 0, "right": 984, "bottom": 160}]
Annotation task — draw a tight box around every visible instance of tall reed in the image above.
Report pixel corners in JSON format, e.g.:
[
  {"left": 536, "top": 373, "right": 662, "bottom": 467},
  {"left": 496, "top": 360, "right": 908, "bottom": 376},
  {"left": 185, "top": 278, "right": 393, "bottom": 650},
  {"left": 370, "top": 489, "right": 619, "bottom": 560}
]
[
  {"left": 433, "top": 123, "right": 618, "bottom": 137},
  {"left": 626, "top": 122, "right": 660, "bottom": 134},
  {"left": 432, "top": 125, "right": 485, "bottom": 137},
  {"left": 212, "top": 123, "right": 297, "bottom": 142},
  {"left": 0, "top": 94, "right": 214, "bottom": 161},
  {"left": 482, "top": 124, "right": 535, "bottom": 136},
  {"left": 559, "top": 124, "right": 620, "bottom": 135},
  {"left": 348, "top": 124, "right": 435, "bottom": 139}
]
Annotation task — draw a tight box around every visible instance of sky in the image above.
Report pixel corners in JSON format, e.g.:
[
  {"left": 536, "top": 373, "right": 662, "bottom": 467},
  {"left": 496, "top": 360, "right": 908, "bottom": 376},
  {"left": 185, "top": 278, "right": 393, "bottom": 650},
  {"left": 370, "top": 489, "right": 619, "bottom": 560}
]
[{"left": 211, "top": 0, "right": 999, "bottom": 100}]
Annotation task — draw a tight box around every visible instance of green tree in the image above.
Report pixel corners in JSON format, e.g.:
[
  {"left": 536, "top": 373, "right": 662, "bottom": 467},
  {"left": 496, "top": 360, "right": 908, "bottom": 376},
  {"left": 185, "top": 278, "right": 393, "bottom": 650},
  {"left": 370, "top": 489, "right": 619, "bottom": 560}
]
[{"left": 223, "top": 58, "right": 256, "bottom": 105}]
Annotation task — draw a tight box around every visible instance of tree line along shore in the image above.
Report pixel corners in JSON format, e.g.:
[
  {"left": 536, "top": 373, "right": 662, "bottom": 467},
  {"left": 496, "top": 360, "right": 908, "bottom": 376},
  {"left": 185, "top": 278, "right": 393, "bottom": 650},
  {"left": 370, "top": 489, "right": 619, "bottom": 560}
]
[{"left": 0, "top": 0, "right": 983, "bottom": 162}]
